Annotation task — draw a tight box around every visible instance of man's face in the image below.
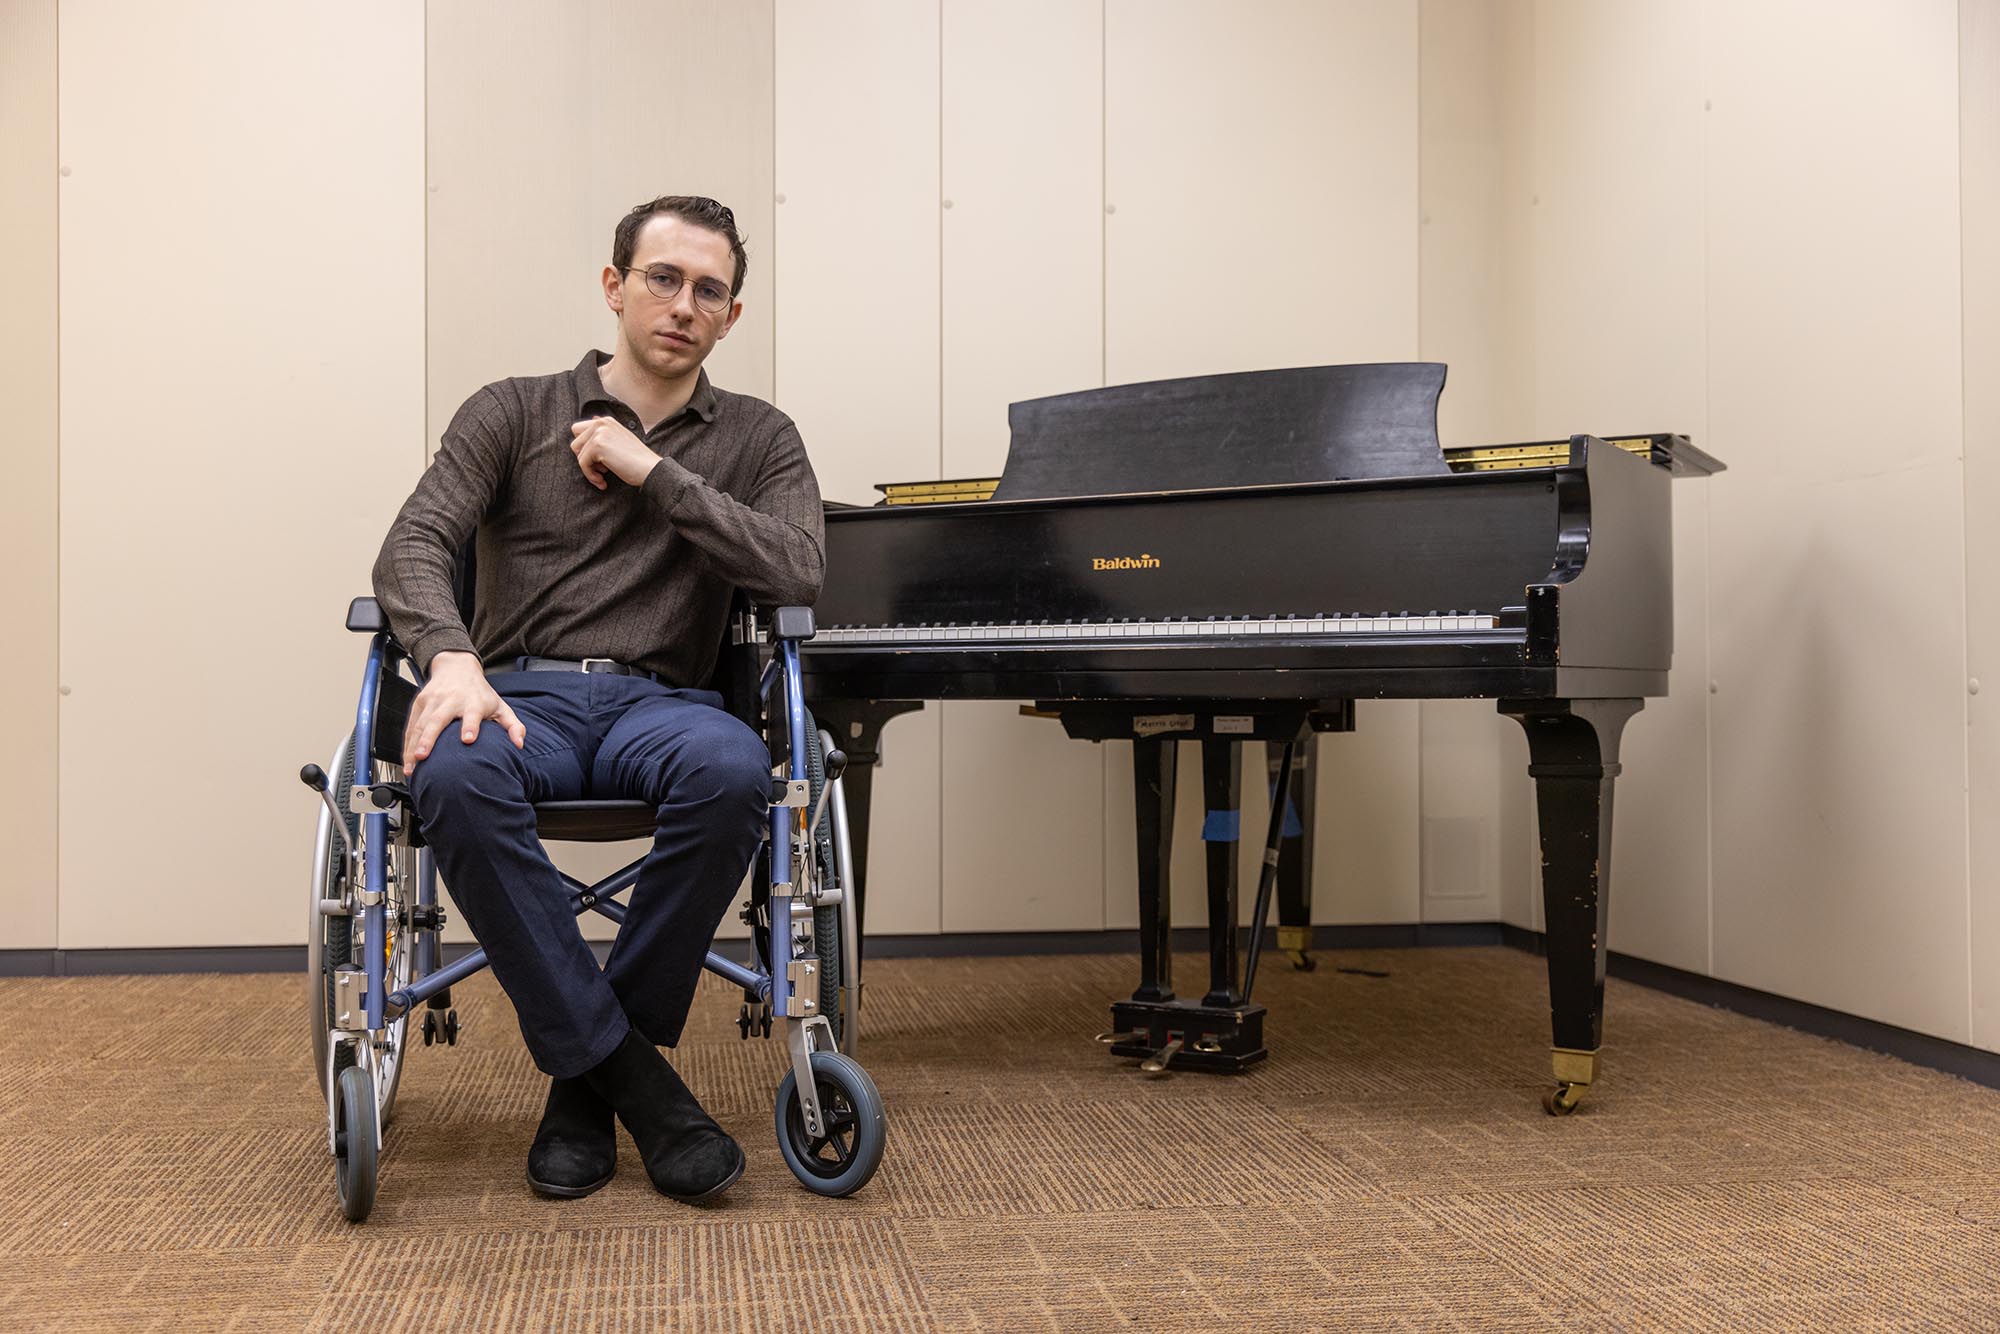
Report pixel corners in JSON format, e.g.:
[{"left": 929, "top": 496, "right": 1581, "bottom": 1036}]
[{"left": 602, "top": 214, "right": 742, "bottom": 380}]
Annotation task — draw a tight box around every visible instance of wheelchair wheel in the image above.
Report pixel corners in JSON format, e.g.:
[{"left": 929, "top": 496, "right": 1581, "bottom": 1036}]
[
  {"left": 773, "top": 1051, "right": 886, "bottom": 1198},
  {"left": 333, "top": 1062, "right": 379, "bottom": 1221},
  {"left": 307, "top": 733, "right": 412, "bottom": 1127},
  {"left": 802, "top": 717, "right": 843, "bottom": 1042}
]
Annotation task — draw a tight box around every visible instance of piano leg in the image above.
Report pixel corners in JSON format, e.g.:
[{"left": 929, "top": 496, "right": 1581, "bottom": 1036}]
[
  {"left": 1131, "top": 736, "right": 1177, "bottom": 1004},
  {"left": 1267, "top": 728, "right": 1318, "bottom": 972},
  {"left": 1200, "top": 738, "right": 1243, "bottom": 1008},
  {"left": 1499, "top": 697, "right": 1644, "bottom": 1116}
]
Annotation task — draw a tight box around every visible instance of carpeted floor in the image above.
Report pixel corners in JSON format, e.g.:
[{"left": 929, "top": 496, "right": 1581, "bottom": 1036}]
[{"left": 3, "top": 946, "right": 1999, "bottom": 1331}]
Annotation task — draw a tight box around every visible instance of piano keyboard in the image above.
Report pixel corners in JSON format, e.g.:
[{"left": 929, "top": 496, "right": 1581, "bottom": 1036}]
[{"left": 778, "top": 612, "right": 1505, "bottom": 647}]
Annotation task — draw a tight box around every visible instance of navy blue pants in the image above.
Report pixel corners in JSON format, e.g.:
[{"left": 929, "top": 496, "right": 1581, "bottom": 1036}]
[{"left": 409, "top": 670, "right": 769, "bottom": 1079}]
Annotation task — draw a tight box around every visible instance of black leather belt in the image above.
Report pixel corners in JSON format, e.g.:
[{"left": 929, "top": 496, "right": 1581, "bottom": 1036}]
[{"left": 517, "top": 655, "right": 658, "bottom": 681}]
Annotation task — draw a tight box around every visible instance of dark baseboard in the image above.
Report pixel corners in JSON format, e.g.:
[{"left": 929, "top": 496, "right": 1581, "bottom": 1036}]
[
  {"left": 860, "top": 921, "right": 1502, "bottom": 958},
  {"left": 0, "top": 925, "right": 1493, "bottom": 978},
  {"left": 7, "top": 924, "right": 1996, "bottom": 1092},
  {"left": 0, "top": 940, "right": 519, "bottom": 978},
  {"left": 1498, "top": 923, "right": 2000, "bottom": 1093}
]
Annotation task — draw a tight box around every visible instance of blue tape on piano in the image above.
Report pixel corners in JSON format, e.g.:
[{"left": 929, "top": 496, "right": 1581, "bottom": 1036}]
[{"left": 1202, "top": 809, "right": 1241, "bottom": 842}]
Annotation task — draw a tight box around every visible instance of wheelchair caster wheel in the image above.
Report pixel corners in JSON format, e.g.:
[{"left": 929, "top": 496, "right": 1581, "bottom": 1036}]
[
  {"left": 442, "top": 1008, "right": 459, "bottom": 1046},
  {"left": 774, "top": 1052, "right": 886, "bottom": 1198},
  {"left": 333, "top": 1064, "right": 379, "bottom": 1222},
  {"left": 422, "top": 1012, "right": 437, "bottom": 1047}
]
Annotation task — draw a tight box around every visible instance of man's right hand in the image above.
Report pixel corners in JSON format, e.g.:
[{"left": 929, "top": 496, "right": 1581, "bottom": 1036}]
[{"left": 404, "top": 650, "right": 527, "bottom": 770}]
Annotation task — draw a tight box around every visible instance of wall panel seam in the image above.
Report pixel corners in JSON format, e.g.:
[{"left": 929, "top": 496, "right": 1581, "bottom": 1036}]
[
  {"left": 1960, "top": 0, "right": 1976, "bottom": 1043},
  {"left": 936, "top": 0, "right": 945, "bottom": 931},
  {"left": 54, "top": 0, "right": 64, "bottom": 951},
  {"left": 1700, "top": 0, "right": 1715, "bottom": 979}
]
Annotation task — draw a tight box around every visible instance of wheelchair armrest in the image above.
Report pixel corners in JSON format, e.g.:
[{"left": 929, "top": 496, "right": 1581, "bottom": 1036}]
[
  {"left": 346, "top": 597, "right": 388, "bottom": 634},
  {"left": 769, "top": 606, "right": 816, "bottom": 642}
]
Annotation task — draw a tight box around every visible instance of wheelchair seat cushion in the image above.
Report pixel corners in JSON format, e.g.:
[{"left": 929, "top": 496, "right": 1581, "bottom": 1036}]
[{"left": 533, "top": 799, "right": 658, "bottom": 842}]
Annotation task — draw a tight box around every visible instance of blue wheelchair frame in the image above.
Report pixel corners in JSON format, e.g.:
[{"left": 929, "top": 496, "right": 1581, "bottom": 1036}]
[{"left": 307, "top": 603, "right": 883, "bottom": 1221}]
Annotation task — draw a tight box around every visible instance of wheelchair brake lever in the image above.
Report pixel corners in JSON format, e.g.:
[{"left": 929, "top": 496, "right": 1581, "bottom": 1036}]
[
  {"left": 802, "top": 750, "right": 846, "bottom": 841},
  {"left": 300, "top": 765, "right": 356, "bottom": 865}
]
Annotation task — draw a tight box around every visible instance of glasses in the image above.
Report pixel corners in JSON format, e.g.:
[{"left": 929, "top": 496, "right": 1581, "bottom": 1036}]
[{"left": 623, "top": 265, "right": 733, "bottom": 314}]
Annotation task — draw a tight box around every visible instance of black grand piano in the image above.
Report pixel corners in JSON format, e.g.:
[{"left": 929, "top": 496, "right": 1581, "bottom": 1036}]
[{"left": 796, "top": 363, "right": 1721, "bottom": 1114}]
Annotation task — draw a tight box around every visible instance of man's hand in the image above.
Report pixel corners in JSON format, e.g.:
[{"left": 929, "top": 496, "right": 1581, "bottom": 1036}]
[
  {"left": 404, "top": 651, "right": 526, "bottom": 769},
  {"left": 570, "top": 416, "right": 661, "bottom": 491}
]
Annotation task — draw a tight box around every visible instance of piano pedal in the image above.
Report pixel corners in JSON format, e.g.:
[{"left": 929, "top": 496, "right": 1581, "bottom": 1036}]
[
  {"left": 1095, "top": 1029, "right": 1141, "bottom": 1045},
  {"left": 1192, "top": 1036, "right": 1223, "bottom": 1054},
  {"left": 1140, "top": 1037, "right": 1184, "bottom": 1074}
]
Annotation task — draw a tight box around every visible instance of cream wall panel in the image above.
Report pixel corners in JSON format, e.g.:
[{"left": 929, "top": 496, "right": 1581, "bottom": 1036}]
[
  {"left": 1104, "top": 0, "right": 1420, "bottom": 384},
  {"left": 1419, "top": 0, "right": 1507, "bottom": 451},
  {"left": 776, "top": 0, "right": 942, "bottom": 934},
  {"left": 57, "top": 2, "right": 424, "bottom": 947},
  {"left": 1491, "top": 0, "right": 1541, "bottom": 932},
  {"left": 1417, "top": 0, "right": 1512, "bottom": 925},
  {"left": 427, "top": 0, "right": 777, "bottom": 943},
  {"left": 937, "top": 0, "right": 1106, "bottom": 933},
  {"left": 1964, "top": 0, "right": 2000, "bottom": 1050},
  {"left": 0, "top": 0, "right": 59, "bottom": 951},
  {"left": 426, "top": 0, "right": 775, "bottom": 450},
  {"left": 1314, "top": 703, "right": 1423, "bottom": 924},
  {"left": 1102, "top": 0, "right": 1422, "bottom": 928},
  {"left": 940, "top": 0, "right": 1102, "bottom": 474},
  {"left": 1417, "top": 700, "right": 1502, "bottom": 920},
  {"left": 1704, "top": 0, "right": 1967, "bottom": 1038},
  {"left": 1528, "top": 0, "right": 1711, "bottom": 972}
]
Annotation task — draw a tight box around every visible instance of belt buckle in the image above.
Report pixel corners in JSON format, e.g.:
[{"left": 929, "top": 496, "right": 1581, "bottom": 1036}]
[{"left": 579, "top": 657, "right": 618, "bottom": 674}]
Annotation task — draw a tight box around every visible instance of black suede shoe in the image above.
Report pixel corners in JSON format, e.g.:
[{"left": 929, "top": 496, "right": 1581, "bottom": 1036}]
[
  {"left": 583, "top": 1029, "right": 745, "bottom": 1203},
  {"left": 527, "top": 1074, "right": 617, "bottom": 1198}
]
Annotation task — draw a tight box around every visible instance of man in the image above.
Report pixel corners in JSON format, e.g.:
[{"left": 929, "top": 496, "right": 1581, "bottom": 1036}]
[{"left": 372, "top": 195, "right": 823, "bottom": 1204}]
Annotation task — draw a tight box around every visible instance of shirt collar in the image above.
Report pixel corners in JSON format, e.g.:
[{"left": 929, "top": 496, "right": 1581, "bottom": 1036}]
[{"left": 573, "top": 349, "right": 719, "bottom": 426}]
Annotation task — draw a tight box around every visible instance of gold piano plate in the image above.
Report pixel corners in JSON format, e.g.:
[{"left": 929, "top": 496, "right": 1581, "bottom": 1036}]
[
  {"left": 1444, "top": 433, "right": 1722, "bottom": 477},
  {"left": 876, "top": 477, "right": 1001, "bottom": 505}
]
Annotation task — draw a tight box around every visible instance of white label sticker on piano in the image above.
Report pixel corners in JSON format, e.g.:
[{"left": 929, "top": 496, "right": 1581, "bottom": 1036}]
[
  {"left": 1133, "top": 713, "right": 1195, "bottom": 738},
  {"left": 1213, "top": 716, "right": 1255, "bottom": 734}
]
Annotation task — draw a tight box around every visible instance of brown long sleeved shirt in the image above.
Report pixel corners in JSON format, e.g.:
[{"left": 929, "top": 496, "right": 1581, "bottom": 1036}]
[{"left": 372, "top": 350, "right": 824, "bottom": 686}]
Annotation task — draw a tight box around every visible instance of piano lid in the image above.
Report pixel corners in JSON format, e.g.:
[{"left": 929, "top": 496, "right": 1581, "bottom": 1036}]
[{"left": 991, "top": 362, "right": 1450, "bottom": 502}]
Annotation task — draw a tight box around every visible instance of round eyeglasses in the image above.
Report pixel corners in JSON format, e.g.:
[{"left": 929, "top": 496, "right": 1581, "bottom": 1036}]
[{"left": 623, "top": 265, "right": 733, "bottom": 314}]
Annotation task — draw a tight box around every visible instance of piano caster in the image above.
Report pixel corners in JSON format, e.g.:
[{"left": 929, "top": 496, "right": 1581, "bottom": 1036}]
[
  {"left": 1544, "top": 1048, "right": 1597, "bottom": 1115},
  {"left": 1277, "top": 927, "right": 1315, "bottom": 973},
  {"left": 1543, "top": 1083, "right": 1586, "bottom": 1116},
  {"left": 1140, "top": 1037, "right": 1184, "bottom": 1075}
]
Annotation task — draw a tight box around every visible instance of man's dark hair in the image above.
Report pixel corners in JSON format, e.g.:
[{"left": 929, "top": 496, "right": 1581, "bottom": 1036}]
[{"left": 612, "top": 195, "right": 749, "bottom": 297}]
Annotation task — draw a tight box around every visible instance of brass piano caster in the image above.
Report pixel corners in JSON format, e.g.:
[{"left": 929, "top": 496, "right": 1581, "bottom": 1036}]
[
  {"left": 1542, "top": 1083, "right": 1585, "bottom": 1116},
  {"left": 1286, "top": 949, "right": 1316, "bottom": 973}
]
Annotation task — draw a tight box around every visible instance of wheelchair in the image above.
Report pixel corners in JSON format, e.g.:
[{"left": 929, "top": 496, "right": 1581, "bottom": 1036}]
[{"left": 299, "top": 590, "right": 882, "bottom": 1222}]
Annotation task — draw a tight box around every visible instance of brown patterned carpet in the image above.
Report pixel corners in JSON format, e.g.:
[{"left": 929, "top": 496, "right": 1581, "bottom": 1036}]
[{"left": 3, "top": 947, "right": 1999, "bottom": 1331}]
